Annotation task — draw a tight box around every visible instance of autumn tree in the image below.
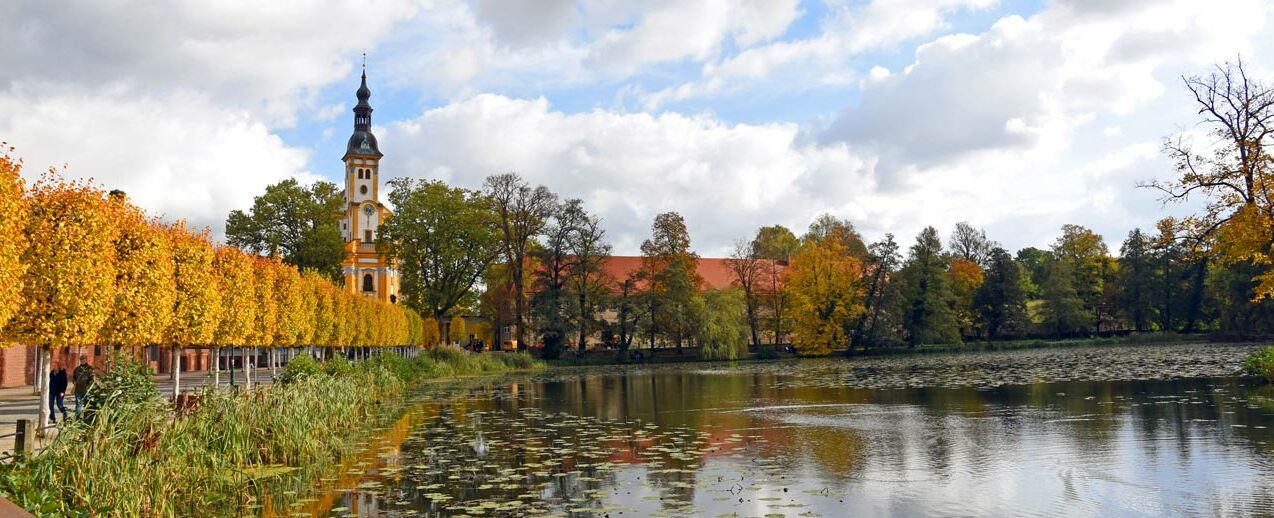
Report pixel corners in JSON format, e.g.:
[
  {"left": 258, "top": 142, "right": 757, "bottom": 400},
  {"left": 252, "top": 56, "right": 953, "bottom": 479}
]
[
  {"left": 211, "top": 246, "right": 255, "bottom": 386},
  {"left": 380, "top": 178, "right": 499, "bottom": 338},
  {"left": 804, "top": 213, "right": 868, "bottom": 259},
  {"left": 949, "top": 222, "right": 995, "bottom": 267},
  {"left": 752, "top": 225, "right": 798, "bottom": 346},
  {"left": 0, "top": 146, "right": 27, "bottom": 332},
  {"left": 895, "top": 227, "right": 960, "bottom": 347},
  {"left": 225, "top": 179, "right": 345, "bottom": 282},
  {"left": 101, "top": 196, "right": 175, "bottom": 363},
  {"left": 245, "top": 258, "right": 279, "bottom": 388},
  {"left": 165, "top": 223, "right": 221, "bottom": 399},
  {"left": 14, "top": 175, "right": 117, "bottom": 432},
  {"left": 784, "top": 236, "right": 863, "bottom": 355},
  {"left": 1051, "top": 224, "right": 1109, "bottom": 327},
  {"left": 753, "top": 225, "right": 800, "bottom": 261},
  {"left": 947, "top": 258, "right": 985, "bottom": 339},
  {"left": 483, "top": 173, "right": 557, "bottom": 351}
]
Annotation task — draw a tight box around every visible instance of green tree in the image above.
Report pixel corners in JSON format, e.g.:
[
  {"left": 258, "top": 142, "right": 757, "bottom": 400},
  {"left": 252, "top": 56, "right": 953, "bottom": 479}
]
[
  {"left": 1015, "top": 247, "right": 1050, "bottom": 297},
  {"left": 973, "top": 247, "right": 1029, "bottom": 339},
  {"left": 1040, "top": 258, "right": 1091, "bottom": 335},
  {"left": 896, "top": 227, "right": 960, "bottom": 347},
  {"left": 225, "top": 179, "right": 345, "bottom": 281},
  {"left": 804, "top": 213, "right": 868, "bottom": 259},
  {"left": 695, "top": 288, "right": 750, "bottom": 360},
  {"left": 850, "top": 234, "right": 900, "bottom": 353},
  {"left": 1118, "top": 229, "right": 1158, "bottom": 331},
  {"left": 752, "top": 225, "right": 800, "bottom": 261},
  {"left": 531, "top": 200, "right": 577, "bottom": 359},
  {"left": 483, "top": 173, "right": 557, "bottom": 351},
  {"left": 641, "top": 212, "right": 702, "bottom": 351},
  {"left": 949, "top": 221, "right": 994, "bottom": 266},
  {"left": 1051, "top": 224, "right": 1109, "bottom": 328},
  {"left": 378, "top": 178, "right": 499, "bottom": 338},
  {"left": 565, "top": 200, "right": 611, "bottom": 353},
  {"left": 726, "top": 239, "right": 764, "bottom": 347}
]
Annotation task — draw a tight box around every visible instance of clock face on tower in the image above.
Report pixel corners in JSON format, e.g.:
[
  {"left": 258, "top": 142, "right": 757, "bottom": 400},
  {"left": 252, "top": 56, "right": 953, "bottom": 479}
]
[{"left": 362, "top": 205, "right": 375, "bottom": 217}]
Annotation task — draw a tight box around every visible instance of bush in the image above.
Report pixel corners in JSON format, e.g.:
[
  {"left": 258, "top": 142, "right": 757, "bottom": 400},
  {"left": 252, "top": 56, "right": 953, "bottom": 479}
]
[
  {"left": 324, "top": 356, "right": 353, "bottom": 377},
  {"left": 279, "top": 354, "right": 322, "bottom": 384},
  {"left": 86, "top": 354, "right": 158, "bottom": 414},
  {"left": 1244, "top": 346, "right": 1274, "bottom": 381}
]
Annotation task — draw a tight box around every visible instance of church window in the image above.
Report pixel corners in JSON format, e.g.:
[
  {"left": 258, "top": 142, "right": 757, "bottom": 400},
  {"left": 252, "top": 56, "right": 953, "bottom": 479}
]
[
  {"left": 360, "top": 185, "right": 368, "bottom": 195},
  {"left": 363, "top": 273, "right": 374, "bottom": 292}
]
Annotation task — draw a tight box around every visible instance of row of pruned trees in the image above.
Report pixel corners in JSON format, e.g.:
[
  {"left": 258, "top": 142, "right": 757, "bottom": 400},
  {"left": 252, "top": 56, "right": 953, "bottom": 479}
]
[{"left": 0, "top": 148, "right": 432, "bottom": 432}]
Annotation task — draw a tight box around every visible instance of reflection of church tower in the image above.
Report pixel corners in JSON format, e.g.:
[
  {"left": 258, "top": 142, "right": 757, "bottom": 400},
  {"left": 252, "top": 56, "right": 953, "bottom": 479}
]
[{"left": 340, "top": 65, "right": 400, "bottom": 303}]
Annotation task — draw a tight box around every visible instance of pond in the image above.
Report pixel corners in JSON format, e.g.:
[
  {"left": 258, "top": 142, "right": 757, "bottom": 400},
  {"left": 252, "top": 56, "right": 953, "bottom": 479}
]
[{"left": 298, "top": 343, "right": 1274, "bottom": 517}]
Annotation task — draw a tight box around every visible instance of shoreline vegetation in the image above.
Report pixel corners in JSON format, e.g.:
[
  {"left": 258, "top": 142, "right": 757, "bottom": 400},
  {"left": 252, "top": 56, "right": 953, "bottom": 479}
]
[
  {"left": 546, "top": 332, "right": 1226, "bottom": 367},
  {"left": 0, "top": 347, "right": 541, "bottom": 517}
]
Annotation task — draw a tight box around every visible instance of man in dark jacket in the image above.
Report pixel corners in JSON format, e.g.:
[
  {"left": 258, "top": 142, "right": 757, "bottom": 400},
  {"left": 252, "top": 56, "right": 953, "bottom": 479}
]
[
  {"left": 72, "top": 355, "right": 93, "bottom": 418},
  {"left": 49, "top": 367, "right": 67, "bottom": 423}
]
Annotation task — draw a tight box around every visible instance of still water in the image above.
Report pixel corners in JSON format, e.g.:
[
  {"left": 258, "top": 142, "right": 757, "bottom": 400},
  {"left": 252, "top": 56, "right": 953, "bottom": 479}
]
[{"left": 307, "top": 357, "right": 1274, "bottom": 517}]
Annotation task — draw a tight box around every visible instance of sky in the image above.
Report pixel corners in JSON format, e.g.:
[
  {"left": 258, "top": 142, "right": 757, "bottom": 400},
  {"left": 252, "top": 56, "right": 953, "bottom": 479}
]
[{"left": 1, "top": 0, "right": 1271, "bottom": 257}]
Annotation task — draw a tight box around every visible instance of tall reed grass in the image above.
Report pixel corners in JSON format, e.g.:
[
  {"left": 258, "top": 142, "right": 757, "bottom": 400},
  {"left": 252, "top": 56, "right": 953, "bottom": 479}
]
[{"left": 0, "top": 347, "right": 542, "bottom": 516}]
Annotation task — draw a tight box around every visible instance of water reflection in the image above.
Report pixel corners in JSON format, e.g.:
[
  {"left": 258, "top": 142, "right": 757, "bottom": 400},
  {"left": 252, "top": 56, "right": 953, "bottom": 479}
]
[{"left": 304, "top": 367, "right": 1274, "bottom": 517}]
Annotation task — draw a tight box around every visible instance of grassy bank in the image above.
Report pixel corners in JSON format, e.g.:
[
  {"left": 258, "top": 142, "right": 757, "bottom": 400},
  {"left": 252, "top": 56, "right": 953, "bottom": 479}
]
[
  {"left": 0, "top": 347, "right": 541, "bottom": 517},
  {"left": 549, "top": 332, "right": 1214, "bottom": 366}
]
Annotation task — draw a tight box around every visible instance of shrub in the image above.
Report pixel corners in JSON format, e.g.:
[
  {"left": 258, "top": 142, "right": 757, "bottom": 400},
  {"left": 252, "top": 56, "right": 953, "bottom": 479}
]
[
  {"left": 1244, "top": 346, "right": 1274, "bottom": 381},
  {"left": 85, "top": 354, "right": 159, "bottom": 415},
  {"left": 323, "top": 355, "right": 353, "bottom": 377},
  {"left": 279, "top": 354, "right": 322, "bottom": 384}
]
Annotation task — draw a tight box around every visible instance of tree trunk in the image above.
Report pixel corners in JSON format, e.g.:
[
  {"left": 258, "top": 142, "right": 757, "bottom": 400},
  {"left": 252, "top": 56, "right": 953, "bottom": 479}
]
[
  {"left": 212, "top": 347, "right": 220, "bottom": 388},
  {"left": 32, "top": 348, "right": 42, "bottom": 396},
  {"left": 246, "top": 347, "right": 253, "bottom": 390},
  {"left": 270, "top": 348, "right": 277, "bottom": 379},
  {"left": 171, "top": 347, "right": 181, "bottom": 401},
  {"left": 37, "top": 346, "right": 50, "bottom": 436}
]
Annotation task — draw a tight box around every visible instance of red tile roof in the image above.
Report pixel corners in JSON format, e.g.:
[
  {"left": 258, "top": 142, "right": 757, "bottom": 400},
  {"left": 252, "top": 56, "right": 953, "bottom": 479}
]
[{"left": 599, "top": 256, "right": 782, "bottom": 292}]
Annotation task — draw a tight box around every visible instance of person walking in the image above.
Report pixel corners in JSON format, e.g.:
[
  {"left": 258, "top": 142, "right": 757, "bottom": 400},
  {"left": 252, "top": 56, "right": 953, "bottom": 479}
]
[
  {"left": 72, "top": 355, "right": 94, "bottom": 418},
  {"left": 49, "top": 367, "right": 67, "bottom": 423}
]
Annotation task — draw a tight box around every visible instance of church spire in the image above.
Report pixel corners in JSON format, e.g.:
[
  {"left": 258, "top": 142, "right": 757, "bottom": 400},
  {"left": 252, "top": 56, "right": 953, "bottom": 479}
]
[{"left": 345, "top": 54, "right": 381, "bottom": 158}]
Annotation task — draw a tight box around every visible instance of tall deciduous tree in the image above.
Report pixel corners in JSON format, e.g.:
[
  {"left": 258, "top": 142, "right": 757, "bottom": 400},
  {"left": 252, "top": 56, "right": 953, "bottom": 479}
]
[
  {"left": 752, "top": 225, "right": 800, "bottom": 261},
  {"left": 211, "top": 247, "right": 255, "bottom": 387},
  {"left": 566, "top": 200, "right": 611, "bottom": 353},
  {"left": 753, "top": 225, "right": 799, "bottom": 347},
  {"left": 531, "top": 200, "right": 577, "bottom": 359},
  {"left": 695, "top": 288, "right": 750, "bottom": 360},
  {"left": 379, "top": 178, "right": 499, "bottom": 338},
  {"left": 804, "top": 213, "right": 868, "bottom": 259},
  {"left": 973, "top": 247, "right": 1029, "bottom": 339},
  {"left": 896, "top": 227, "right": 960, "bottom": 347},
  {"left": 726, "top": 239, "right": 764, "bottom": 347},
  {"left": 784, "top": 236, "right": 863, "bottom": 355},
  {"left": 0, "top": 146, "right": 26, "bottom": 332},
  {"left": 166, "top": 223, "right": 221, "bottom": 399},
  {"left": 15, "top": 175, "right": 118, "bottom": 433},
  {"left": 850, "top": 234, "right": 900, "bottom": 353},
  {"left": 483, "top": 173, "right": 557, "bottom": 351},
  {"left": 1041, "top": 257, "right": 1090, "bottom": 335},
  {"left": 1051, "top": 224, "right": 1109, "bottom": 327},
  {"left": 225, "top": 179, "right": 345, "bottom": 282},
  {"left": 101, "top": 197, "right": 175, "bottom": 359},
  {"left": 641, "top": 212, "right": 702, "bottom": 351},
  {"left": 949, "top": 222, "right": 995, "bottom": 267}
]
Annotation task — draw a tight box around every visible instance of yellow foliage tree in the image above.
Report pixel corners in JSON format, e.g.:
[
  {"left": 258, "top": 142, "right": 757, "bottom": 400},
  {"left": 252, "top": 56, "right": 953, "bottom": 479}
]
[
  {"left": 946, "top": 258, "right": 985, "bottom": 338},
  {"left": 0, "top": 146, "right": 27, "bottom": 332},
  {"left": 101, "top": 200, "right": 176, "bottom": 357},
  {"left": 783, "top": 237, "right": 864, "bottom": 356},
  {"left": 166, "top": 223, "right": 222, "bottom": 398},
  {"left": 14, "top": 174, "right": 118, "bottom": 432},
  {"left": 212, "top": 247, "right": 256, "bottom": 386}
]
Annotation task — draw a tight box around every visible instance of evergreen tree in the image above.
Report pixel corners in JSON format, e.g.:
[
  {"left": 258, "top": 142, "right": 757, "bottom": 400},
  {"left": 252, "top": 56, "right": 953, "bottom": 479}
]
[
  {"left": 973, "top": 247, "right": 1029, "bottom": 339},
  {"left": 1041, "top": 258, "right": 1091, "bottom": 335},
  {"left": 1118, "top": 229, "right": 1158, "bottom": 331},
  {"left": 896, "top": 227, "right": 960, "bottom": 346}
]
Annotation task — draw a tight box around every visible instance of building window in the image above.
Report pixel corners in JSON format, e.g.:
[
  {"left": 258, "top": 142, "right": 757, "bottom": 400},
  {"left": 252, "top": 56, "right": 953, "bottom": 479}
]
[
  {"left": 363, "top": 273, "right": 374, "bottom": 292},
  {"left": 364, "top": 229, "right": 373, "bottom": 243}
]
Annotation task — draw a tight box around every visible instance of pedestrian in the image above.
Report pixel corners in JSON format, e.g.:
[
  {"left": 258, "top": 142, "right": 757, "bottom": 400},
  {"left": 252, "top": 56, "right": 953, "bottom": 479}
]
[
  {"left": 49, "top": 367, "right": 68, "bottom": 423},
  {"left": 72, "top": 355, "right": 94, "bottom": 418}
]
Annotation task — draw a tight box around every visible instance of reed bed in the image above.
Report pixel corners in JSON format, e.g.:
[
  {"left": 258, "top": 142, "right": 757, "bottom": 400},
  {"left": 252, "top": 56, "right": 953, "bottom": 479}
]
[{"left": 0, "top": 347, "right": 542, "bottom": 517}]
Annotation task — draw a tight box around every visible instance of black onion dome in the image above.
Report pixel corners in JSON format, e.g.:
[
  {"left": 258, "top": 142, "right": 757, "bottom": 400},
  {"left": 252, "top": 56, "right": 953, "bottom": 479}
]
[{"left": 345, "top": 68, "right": 382, "bottom": 158}]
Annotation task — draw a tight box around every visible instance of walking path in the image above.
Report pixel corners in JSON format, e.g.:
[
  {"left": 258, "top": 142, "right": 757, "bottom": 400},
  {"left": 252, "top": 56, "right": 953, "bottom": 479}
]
[{"left": 0, "top": 367, "right": 277, "bottom": 457}]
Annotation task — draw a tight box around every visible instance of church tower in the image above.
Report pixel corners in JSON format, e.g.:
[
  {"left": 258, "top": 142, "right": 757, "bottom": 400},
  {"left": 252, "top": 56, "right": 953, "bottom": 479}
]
[{"left": 339, "top": 66, "right": 400, "bottom": 303}]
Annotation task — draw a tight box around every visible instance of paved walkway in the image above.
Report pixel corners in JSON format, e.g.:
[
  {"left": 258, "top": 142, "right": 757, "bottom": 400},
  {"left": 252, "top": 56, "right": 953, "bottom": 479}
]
[{"left": 0, "top": 367, "right": 277, "bottom": 457}]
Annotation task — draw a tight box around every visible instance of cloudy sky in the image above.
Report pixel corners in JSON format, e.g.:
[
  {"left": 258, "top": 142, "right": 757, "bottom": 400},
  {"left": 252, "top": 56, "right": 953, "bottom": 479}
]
[{"left": 1, "top": 0, "right": 1270, "bottom": 256}]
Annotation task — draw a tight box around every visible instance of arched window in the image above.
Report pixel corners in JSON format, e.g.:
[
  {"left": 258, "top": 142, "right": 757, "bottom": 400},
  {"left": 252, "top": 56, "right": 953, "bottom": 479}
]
[{"left": 363, "top": 273, "right": 374, "bottom": 292}]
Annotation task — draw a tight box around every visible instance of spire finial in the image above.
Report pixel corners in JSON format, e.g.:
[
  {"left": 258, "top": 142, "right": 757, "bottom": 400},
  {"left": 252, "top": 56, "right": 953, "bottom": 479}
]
[{"left": 361, "top": 52, "right": 366, "bottom": 77}]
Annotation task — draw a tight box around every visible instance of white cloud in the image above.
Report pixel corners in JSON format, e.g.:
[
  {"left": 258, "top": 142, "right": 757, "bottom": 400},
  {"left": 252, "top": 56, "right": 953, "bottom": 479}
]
[
  {"left": 380, "top": 94, "right": 871, "bottom": 255},
  {"left": 0, "top": 85, "right": 318, "bottom": 237}
]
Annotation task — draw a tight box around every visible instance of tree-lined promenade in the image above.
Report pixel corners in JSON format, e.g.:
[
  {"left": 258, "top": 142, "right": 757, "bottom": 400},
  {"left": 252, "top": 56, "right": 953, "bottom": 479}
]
[{"left": 0, "top": 149, "right": 436, "bottom": 436}]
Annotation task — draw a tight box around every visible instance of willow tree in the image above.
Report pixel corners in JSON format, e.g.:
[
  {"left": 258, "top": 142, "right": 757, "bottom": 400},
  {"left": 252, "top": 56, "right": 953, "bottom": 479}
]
[
  {"left": 212, "top": 247, "right": 256, "bottom": 387},
  {"left": 15, "top": 175, "right": 117, "bottom": 433},
  {"left": 0, "top": 146, "right": 27, "bottom": 333},
  {"left": 166, "top": 223, "right": 221, "bottom": 400}
]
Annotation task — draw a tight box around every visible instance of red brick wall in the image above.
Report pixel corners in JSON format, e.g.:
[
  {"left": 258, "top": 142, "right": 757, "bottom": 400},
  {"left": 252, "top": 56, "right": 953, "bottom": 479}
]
[{"left": 0, "top": 345, "right": 214, "bottom": 388}]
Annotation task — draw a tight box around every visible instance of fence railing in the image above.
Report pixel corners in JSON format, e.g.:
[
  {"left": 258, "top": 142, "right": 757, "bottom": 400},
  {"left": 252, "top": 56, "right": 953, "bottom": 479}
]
[{"left": 0, "top": 419, "right": 58, "bottom": 463}]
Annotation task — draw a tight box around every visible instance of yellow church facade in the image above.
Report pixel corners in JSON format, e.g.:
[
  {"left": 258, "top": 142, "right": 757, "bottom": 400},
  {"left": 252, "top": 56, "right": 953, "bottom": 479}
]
[{"left": 339, "top": 69, "right": 400, "bottom": 303}]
